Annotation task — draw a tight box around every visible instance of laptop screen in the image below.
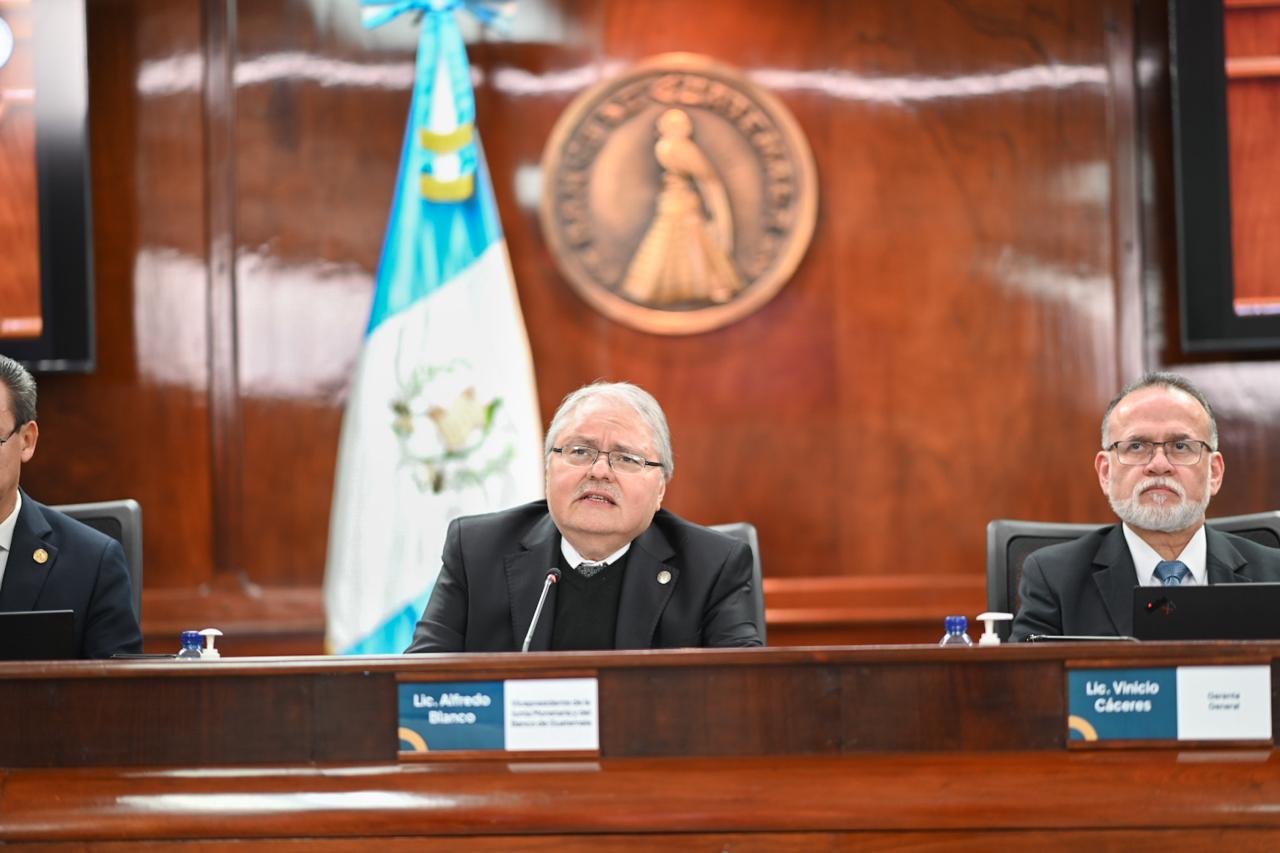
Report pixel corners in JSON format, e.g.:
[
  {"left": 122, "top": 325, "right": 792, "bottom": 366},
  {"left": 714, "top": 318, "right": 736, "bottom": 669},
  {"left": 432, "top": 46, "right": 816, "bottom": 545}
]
[
  {"left": 0, "top": 610, "right": 76, "bottom": 660},
  {"left": 1133, "top": 584, "right": 1280, "bottom": 641}
]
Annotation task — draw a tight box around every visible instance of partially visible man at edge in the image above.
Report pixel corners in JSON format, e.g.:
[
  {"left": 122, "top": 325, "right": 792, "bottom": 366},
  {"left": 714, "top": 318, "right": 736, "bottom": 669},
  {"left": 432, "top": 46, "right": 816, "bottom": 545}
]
[
  {"left": 0, "top": 355, "right": 142, "bottom": 658},
  {"left": 405, "top": 381, "right": 761, "bottom": 652},
  {"left": 1011, "top": 371, "right": 1280, "bottom": 641}
]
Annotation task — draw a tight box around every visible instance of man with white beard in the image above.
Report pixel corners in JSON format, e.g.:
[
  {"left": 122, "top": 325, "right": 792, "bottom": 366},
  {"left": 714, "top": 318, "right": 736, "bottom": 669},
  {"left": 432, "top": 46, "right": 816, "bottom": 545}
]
[{"left": 1011, "top": 372, "right": 1280, "bottom": 641}]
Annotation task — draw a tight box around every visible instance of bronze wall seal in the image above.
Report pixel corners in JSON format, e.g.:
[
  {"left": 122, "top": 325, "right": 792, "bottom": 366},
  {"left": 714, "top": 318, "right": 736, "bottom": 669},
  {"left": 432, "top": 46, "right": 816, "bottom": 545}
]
[{"left": 540, "top": 53, "right": 818, "bottom": 335}]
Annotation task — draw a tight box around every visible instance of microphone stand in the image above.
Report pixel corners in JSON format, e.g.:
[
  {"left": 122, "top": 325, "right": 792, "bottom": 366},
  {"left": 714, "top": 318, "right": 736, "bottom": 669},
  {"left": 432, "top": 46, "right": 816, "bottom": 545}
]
[{"left": 521, "top": 568, "right": 562, "bottom": 652}]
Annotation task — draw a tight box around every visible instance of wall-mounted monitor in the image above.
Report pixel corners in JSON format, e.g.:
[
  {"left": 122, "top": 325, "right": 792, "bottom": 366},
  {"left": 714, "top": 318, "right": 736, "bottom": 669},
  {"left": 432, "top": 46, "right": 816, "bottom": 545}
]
[
  {"left": 0, "top": 0, "right": 94, "bottom": 372},
  {"left": 1172, "top": 0, "right": 1280, "bottom": 352}
]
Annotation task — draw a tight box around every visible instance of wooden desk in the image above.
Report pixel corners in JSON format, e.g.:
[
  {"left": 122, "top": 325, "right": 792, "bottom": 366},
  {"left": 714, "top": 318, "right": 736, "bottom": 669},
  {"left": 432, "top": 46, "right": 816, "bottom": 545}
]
[{"left": 3, "top": 644, "right": 1280, "bottom": 849}]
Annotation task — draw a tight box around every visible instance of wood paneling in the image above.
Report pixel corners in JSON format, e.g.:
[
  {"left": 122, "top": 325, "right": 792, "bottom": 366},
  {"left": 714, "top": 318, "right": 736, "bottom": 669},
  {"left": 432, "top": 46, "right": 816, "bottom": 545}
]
[
  {"left": 18, "top": 0, "right": 1280, "bottom": 652},
  {"left": 7, "top": 832, "right": 1280, "bottom": 852},
  {"left": 0, "top": 671, "right": 396, "bottom": 766},
  {"left": 204, "top": 0, "right": 246, "bottom": 583},
  {"left": 7, "top": 756, "right": 1280, "bottom": 846},
  {"left": 8, "top": 753, "right": 1280, "bottom": 843},
  {"left": 4, "top": 647, "right": 1280, "bottom": 847},
  {"left": 4, "top": 641, "right": 1277, "bottom": 767}
]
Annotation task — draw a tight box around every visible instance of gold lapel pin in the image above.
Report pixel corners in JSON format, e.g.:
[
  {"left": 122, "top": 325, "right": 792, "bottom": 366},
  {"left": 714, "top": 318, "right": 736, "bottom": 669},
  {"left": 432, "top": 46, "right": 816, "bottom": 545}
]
[
  {"left": 33, "top": 548, "right": 49, "bottom": 565},
  {"left": 657, "top": 569, "right": 672, "bottom": 585}
]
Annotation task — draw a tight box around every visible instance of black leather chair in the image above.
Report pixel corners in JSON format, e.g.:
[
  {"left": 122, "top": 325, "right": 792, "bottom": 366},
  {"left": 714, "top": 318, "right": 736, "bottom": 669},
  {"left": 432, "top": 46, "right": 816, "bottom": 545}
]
[
  {"left": 1205, "top": 510, "right": 1280, "bottom": 548},
  {"left": 986, "top": 511, "right": 1280, "bottom": 639},
  {"left": 710, "top": 521, "right": 767, "bottom": 645},
  {"left": 52, "top": 499, "right": 144, "bottom": 622}
]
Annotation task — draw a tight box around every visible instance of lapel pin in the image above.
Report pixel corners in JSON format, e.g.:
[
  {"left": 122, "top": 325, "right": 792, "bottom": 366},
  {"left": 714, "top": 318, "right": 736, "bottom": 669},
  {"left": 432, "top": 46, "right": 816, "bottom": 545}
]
[
  {"left": 657, "top": 569, "right": 671, "bottom": 585},
  {"left": 33, "top": 548, "right": 49, "bottom": 565}
]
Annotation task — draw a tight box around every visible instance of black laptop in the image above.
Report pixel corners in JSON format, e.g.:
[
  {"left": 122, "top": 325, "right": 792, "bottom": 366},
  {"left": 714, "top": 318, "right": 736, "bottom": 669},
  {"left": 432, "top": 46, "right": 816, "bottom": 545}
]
[
  {"left": 0, "top": 610, "right": 77, "bottom": 660},
  {"left": 1133, "top": 584, "right": 1280, "bottom": 641}
]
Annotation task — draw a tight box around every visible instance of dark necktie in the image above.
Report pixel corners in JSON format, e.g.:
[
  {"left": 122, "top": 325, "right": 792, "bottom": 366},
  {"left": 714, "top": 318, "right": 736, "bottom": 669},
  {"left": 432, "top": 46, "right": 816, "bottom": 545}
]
[
  {"left": 575, "top": 561, "right": 607, "bottom": 579},
  {"left": 1154, "top": 560, "right": 1190, "bottom": 586}
]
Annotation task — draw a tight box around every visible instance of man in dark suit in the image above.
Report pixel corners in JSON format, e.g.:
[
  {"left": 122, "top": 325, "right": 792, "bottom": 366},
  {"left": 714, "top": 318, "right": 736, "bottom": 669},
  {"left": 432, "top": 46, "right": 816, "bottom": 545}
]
[
  {"left": 1012, "top": 372, "right": 1280, "bottom": 641},
  {"left": 406, "top": 381, "right": 761, "bottom": 652},
  {"left": 0, "top": 355, "right": 142, "bottom": 658}
]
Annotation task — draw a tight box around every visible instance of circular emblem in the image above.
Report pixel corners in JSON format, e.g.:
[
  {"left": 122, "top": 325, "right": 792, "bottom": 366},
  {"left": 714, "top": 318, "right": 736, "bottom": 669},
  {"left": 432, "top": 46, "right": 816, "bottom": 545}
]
[
  {"left": 540, "top": 53, "right": 818, "bottom": 335},
  {"left": 0, "top": 18, "right": 14, "bottom": 71}
]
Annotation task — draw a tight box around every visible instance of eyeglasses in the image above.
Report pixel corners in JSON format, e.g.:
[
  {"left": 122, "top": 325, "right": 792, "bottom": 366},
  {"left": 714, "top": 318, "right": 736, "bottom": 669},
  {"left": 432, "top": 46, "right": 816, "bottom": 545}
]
[
  {"left": 551, "top": 445, "right": 663, "bottom": 474},
  {"left": 0, "top": 424, "right": 20, "bottom": 446},
  {"left": 1105, "top": 439, "right": 1214, "bottom": 466}
]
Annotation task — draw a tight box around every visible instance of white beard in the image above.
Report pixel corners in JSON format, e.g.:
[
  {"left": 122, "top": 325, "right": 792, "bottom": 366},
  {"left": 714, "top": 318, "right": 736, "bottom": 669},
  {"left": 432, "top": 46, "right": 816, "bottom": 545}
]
[{"left": 1109, "top": 475, "right": 1210, "bottom": 533}]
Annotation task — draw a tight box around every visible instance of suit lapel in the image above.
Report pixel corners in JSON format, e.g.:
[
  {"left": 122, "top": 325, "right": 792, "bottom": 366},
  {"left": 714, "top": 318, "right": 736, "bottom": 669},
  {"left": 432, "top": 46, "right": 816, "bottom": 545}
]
[
  {"left": 0, "top": 496, "right": 58, "bottom": 612},
  {"left": 615, "top": 522, "right": 677, "bottom": 650},
  {"left": 504, "top": 514, "right": 561, "bottom": 651},
  {"left": 1091, "top": 525, "right": 1138, "bottom": 636},
  {"left": 1205, "top": 527, "right": 1248, "bottom": 584}
]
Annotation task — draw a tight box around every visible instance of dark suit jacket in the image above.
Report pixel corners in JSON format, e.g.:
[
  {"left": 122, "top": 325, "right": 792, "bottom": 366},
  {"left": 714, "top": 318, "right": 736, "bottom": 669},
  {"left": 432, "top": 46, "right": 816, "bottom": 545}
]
[
  {"left": 1011, "top": 524, "right": 1280, "bottom": 641},
  {"left": 0, "top": 492, "right": 143, "bottom": 658},
  {"left": 405, "top": 500, "right": 762, "bottom": 652}
]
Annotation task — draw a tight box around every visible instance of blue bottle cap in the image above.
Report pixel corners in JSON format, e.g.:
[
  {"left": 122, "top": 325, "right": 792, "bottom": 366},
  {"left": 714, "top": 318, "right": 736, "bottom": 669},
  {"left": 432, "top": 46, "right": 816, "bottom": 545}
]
[
  {"left": 945, "top": 615, "right": 968, "bottom": 634},
  {"left": 180, "top": 630, "right": 202, "bottom": 647}
]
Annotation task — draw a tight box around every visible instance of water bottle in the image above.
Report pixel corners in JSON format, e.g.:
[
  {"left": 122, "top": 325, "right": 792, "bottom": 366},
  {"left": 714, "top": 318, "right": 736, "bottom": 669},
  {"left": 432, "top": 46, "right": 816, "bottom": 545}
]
[
  {"left": 938, "top": 615, "right": 973, "bottom": 646},
  {"left": 176, "top": 630, "right": 204, "bottom": 660}
]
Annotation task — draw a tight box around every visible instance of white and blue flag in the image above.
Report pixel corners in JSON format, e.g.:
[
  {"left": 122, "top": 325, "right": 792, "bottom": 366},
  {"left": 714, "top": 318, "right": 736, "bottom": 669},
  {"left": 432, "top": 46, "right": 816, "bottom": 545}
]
[{"left": 325, "top": 0, "right": 543, "bottom": 655}]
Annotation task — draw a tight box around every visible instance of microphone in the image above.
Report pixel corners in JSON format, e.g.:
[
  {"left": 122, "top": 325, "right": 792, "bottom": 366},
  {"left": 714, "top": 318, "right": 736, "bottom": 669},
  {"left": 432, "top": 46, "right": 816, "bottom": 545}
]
[{"left": 521, "top": 568, "right": 562, "bottom": 652}]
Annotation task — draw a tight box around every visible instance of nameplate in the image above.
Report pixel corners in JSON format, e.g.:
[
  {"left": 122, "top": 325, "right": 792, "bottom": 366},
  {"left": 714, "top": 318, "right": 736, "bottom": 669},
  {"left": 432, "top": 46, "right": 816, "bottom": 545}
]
[
  {"left": 398, "top": 677, "right": 599, "bottom": 753},
  {"left": 1067, "top": 666, "right": 1271, "bottom": 744}
]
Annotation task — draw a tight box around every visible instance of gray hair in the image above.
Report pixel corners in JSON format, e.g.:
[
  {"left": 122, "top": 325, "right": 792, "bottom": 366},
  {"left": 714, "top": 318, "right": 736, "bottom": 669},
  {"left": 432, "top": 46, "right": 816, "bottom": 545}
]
[
  {"left": 544, "top": 381, "right": 674, "bottom": 480},
  {"left": 1101, "top": 371, "right": 1217, "bottom": 449},
  {"left": 0, "top": 355, "right": 38, "bottom": 427}
]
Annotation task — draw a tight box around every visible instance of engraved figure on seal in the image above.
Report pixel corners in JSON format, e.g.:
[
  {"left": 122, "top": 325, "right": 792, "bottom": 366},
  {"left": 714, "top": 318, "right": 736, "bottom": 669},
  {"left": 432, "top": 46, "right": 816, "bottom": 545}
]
[{"left": 620, "top": 109, "right": 743, "bottom": 305}]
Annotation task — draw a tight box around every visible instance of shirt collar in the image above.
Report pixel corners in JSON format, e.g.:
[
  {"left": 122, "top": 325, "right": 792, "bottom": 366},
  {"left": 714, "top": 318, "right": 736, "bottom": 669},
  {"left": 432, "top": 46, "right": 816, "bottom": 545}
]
[
  {"left": 1122, "top": 522, "right": 1206, "bottom": 586},
  {"left": 560, "top": 537, "right": 631, "bottom": 569},
  {"left": 0, "top": 490, "right": 22, "bottom": 555}
]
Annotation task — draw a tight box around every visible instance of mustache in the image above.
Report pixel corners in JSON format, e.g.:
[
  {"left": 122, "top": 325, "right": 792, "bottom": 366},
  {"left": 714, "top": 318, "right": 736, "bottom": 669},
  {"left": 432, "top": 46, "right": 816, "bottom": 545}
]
[
  {"left": 575, "top": 479, "right": 621, "bottom": 501},
  {"left": 1132, "top": 476, "right": 1185, "bottom": 500}
]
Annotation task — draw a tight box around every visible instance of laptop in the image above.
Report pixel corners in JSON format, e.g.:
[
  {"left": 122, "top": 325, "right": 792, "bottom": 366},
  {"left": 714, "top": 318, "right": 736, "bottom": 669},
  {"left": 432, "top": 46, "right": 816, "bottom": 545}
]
[
  {"left": 0, "top": 610, "right": 77, "bottom": 660},
  {"left": 1132, "top": 583, "right": 1280, "bottom": 641}
]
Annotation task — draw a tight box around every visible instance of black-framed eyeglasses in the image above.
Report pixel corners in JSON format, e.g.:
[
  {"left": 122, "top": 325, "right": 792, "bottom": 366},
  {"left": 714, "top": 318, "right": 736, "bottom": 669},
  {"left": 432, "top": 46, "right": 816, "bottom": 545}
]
[
  {"left": 0, "top": 424, "right": 21, "bottom": 446},
  {"left": 1105, "top": 439, "right": 1214, "bottom": 466},
  {"left": 551, "top": 445, "right": 663, "bottom": 474}
]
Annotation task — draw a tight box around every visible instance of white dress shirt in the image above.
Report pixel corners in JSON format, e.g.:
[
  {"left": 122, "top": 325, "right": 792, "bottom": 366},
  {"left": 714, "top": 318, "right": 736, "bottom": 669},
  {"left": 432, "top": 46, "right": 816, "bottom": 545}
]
[
  {"left": 560, "top": 537, "right": 631, "bottom": 570},
  {"left": 0, "top": 491, "right": 23, "bottom": 591},
  {"left": 1122, "top": 523, "right": 1206, "bottom": 586}
]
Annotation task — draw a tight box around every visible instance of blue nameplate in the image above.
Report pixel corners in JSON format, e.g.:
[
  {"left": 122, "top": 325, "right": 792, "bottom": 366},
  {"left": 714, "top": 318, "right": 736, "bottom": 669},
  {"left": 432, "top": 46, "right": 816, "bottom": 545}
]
[
  {"left": 1068, "top": 666, "right": 1271, "bottom": 743},
  {"left": 399, "top": 681, "right": 505, "bottom": 751},
  {"left": 1068, "top": 668, "right": 1176, "bottom": 741},
  {"left": 398, "top": 678, "right": 600, "bottom": 753}
]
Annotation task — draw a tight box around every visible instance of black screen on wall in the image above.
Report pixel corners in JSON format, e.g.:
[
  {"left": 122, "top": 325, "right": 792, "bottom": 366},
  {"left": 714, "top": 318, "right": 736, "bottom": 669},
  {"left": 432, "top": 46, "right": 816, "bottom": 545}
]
[{"left": 0, "top": 0, "right": 94, "bottom": 372}]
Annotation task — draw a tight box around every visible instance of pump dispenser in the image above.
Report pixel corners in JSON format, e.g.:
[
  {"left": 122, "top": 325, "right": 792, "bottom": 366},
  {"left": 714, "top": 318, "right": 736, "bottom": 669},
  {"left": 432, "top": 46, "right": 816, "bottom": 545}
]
[
  {"left": 198, "top": 628, "right": 224, "bottom": 659},
  {"left": 975, "top": 612, "right": 1013, "bottom": 646}
]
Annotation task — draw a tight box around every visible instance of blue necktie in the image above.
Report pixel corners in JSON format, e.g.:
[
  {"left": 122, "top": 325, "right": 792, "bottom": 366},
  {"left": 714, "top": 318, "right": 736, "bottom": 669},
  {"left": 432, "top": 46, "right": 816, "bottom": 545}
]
[{"left": 1154, "top": 560, "right": 1190, "bottom": 586}]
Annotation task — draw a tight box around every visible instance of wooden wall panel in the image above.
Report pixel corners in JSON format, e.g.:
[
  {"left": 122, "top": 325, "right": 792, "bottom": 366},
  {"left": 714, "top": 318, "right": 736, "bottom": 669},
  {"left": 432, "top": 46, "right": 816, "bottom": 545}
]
[
  {"left": 231, "top": 0, "right": 399, "bottom": 587},
  {"left": 824, "top": 1, "right": 1120, "bottom": 581},
  {"left": 514, "top": 0, "right": 845, "bottom": 568},
  {"left": 16, "top": 0, "right": 1280, "bottom": 652}
]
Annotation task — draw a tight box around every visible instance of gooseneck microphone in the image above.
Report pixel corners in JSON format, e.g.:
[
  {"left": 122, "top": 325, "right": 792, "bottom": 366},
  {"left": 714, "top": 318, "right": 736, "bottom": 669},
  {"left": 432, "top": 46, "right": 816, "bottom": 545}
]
[{"left": 521, "top": 568, "right": 562, "bottom": 652}]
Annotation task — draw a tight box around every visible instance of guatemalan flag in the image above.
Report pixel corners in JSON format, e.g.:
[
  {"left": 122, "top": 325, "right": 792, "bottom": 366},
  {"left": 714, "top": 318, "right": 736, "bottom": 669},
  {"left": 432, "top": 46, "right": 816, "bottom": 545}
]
[{"left": 325, "top": 0, "right": 543, "bottom": 655}]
